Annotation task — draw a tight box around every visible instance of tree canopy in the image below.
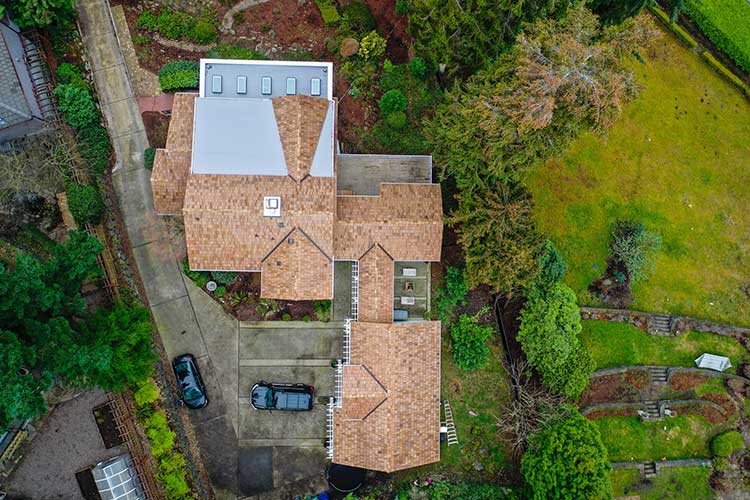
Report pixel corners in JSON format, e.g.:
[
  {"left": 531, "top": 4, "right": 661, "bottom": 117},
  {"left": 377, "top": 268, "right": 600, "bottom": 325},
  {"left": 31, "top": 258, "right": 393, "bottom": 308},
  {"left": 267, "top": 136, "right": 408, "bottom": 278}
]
[
  {"left": 4, "top": 0, "right": 75, "bottom": 29},
  {"left": 522, "top": 410, "right": 612, "bottom": 500},
  {"left": 589, "top": 0, "right": 653, "bottom": 26}
]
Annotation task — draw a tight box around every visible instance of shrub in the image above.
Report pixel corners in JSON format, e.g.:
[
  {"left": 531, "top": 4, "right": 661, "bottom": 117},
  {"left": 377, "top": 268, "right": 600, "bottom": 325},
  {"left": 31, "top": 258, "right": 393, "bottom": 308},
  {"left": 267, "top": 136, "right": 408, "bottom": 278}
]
[
  {"left": 686, "top": 0, "right": 750, "bottom": 72},
  {"left": 429, "top": 481, "right": 517, "bottom": 500},
  {"left": 77, "top": 124, "right": 111, "bottom": 176},
  {"left": 144, "top": 147, "right": 156, "bottom": 170},
  {"left": 395, "top": 0, "right": 408, "bottom": 15},
  {"left": 313, "top": 300, "right": 331, "bottom": 322},
  {"left": 379, "top": 89, "right": 407, "bottom": 116},
  {"left": 281, "top": 313, "right": 292, "bottom": 321},
  {"left": 67, "top": 183, "right": 104, "bottom": 226},
  {"left": 610, "top": 220, "right": 661, "bottom": 282},
  {"left": 133, "top": 35, "right": 149, "bottom": 45},
  {"left": 206, "top": 44, "right": 268, "bottom": 60},
  {"left": 384, "top": 111, "right": 408, "bottom": 129},
  {"left": 302, "top": 315, "right": 312, "bottom": 322},
  {"left": 158, "top": 61, "right": 199, "bottom": 92},
  {"left": 156, "top": 9, "right": 193, "bottom": 40},
  {"left": 214, "top": 286, "right": 226, "bottom": 298},
  {"left": 408, "top": 57, "right": 428, "bottom": 78},
  {"left": 341, "top": 1, "right": 376, "bottom": 35},
  {"left": 315, "top": 0, "right": 341, "bottom": 25},
  {"left": 522, "top": 411, "right": 612, "bottom": 500},
  {"left": 211, "top": 271, "right": 236, "bottom": 285},
  {"left": 450, "top": 307, "right": 494, "bottom": 371},
  {"left": 191, "top": 18, "right": 218, "bottom": 45},
  {"left": 365, "top": 119, "right": 427, "bottom": 155},
  {"left": 136, "top": 10, "right": 158, "bottom": 31},
  {"left": 435, "top": 264, "right": 468, "bottom": 323},
  {"left": 181, "top": 258, "right": 211, "bottom": 288},
  {"left": 158, "top": 453, "right": 190, "bottom": 499},
  {"left": 134, "top": 379, "right": 159, "bottom": 407},
  {"left": 54, "top": 84, "right": 99, "bottom": 130},
  {"left": 56, "top": 62, "right": 87, "bottom": 89},
  {"left": 711, "top": 430, "right": 743, "bottom": 457},
  {"left": 358, "top": 31, "right": 386, "bottom": 62},
  {"left": 256, "top": 299, "right": 280, "bottom": 319},
  {"left": 145, "top": 412, "right": 175, "bottom": 457},
  {"left": 536, "top": 241, "right": 567, "bottom": 289}
]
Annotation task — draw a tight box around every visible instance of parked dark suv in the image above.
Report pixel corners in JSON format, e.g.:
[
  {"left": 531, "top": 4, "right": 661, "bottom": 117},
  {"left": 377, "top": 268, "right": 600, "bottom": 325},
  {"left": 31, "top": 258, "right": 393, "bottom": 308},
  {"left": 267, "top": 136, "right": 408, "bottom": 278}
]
[
  {"left": 250, "top": 381, "right": 314, "bottom": 411},
  {"left": 172, "top": 354, "right": 208, "bottom": 409}
]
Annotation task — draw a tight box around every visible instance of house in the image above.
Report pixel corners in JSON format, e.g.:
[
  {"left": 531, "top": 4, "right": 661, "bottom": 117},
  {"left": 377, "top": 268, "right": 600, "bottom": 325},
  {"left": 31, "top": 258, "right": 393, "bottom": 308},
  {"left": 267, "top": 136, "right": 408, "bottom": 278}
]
[
  {"left": 151, "top": 59, "right": 443, "bottom": 473},
  {"left": 0, "top": 17, "right": 54, "bottom": 143}
]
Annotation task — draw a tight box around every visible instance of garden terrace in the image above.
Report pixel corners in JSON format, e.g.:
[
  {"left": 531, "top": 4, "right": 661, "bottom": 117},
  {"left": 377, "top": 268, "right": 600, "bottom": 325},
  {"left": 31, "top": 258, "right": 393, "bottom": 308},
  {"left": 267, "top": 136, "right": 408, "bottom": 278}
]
[
  {"left": 611, "top": 466, "right": 715, "bottom": 499},
  {"left": 528, "top": 27, "right": 750, "bottom": 326}
]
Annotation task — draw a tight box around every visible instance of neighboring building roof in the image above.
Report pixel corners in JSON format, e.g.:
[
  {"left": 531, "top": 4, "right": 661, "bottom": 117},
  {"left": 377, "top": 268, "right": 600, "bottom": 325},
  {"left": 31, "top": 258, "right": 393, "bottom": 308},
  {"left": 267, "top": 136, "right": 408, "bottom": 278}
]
[
  {"left": 333, "top": 321, "right": 441, "bottom": 472},
  {"left": 358, "top": 244, "right": 394, "bottom": 323},
  {"left": 334, "top": 183, "right": 443, "bottom": 261},
  {"left": 0, "top": 22, "right": 37, "bottom": 131}
]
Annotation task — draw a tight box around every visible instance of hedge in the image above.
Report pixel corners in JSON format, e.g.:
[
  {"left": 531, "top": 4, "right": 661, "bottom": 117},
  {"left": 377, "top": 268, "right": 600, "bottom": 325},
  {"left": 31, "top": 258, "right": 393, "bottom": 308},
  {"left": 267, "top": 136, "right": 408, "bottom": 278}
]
[
  {"left": 138, "top": 9, "right": 218, "bottom": 45},
  {"left": 701, "top": 51, "right": 750, "bottom": 97},
  {"left": 54, "top": 83, "right": 99, "bottom": 130},
  {"left": 77, "top": 124, "right": 112, "bottom": 176},
  {"left": 649, "top": 6, "right": 698, "bottom": 48},
  {"left": 67, "top": 183, "right": 104, "bottom": 226},
  {"left": 205, "top": 44, "right": 268, "bottom": 60},
  {"left": 685, "top": 0, "right": 750, "bottom": 72},
  {"left": 158, "top": 61, "right": 199, "bottom": 92}
]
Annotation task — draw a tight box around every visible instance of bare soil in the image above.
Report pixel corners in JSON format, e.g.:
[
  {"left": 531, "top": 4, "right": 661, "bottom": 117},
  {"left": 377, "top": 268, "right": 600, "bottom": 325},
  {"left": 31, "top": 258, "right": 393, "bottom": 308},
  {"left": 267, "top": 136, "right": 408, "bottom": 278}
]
[
  {"left": 588, "top": 256, "right": 633, "bottom": 308},
  {"left": 142, "top": 111, "right": 170, "bottom": 148},
  {"left": 670, "top": 372, "right": 712, "bottom": 391},
  {"left": 671, "top": 402, "right": 727, "bottom": 424},
  {"left": 92, "top": 402, "right": 124, "bottom": 449},
  {"left": 580, "top": 372, "right": 645, "bottom": 406}
]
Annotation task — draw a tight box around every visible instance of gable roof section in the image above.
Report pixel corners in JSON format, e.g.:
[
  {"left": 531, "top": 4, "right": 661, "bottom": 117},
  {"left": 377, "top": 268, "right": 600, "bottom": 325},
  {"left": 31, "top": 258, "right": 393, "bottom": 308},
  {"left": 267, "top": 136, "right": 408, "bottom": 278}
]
[
  {"left": 358, "top": 244, "right": 393, "bottom": 323},
  {"left": 333, "top": 321, "right": 441, "bottom": 472},
  {"left": 272, "top": 94, "right": 330, "bottom": 181},
  {"left": 334, "top": 183, "right": 443, "bottom": 261},
  {"left": 0, "top": 27, "right": 32, "bottom": 129},
  {"left": 182, "top": 173, "right": 334, "bottom": 274},
  {"left": 260, "top": 227, "right": 332, "bottom": 300}
]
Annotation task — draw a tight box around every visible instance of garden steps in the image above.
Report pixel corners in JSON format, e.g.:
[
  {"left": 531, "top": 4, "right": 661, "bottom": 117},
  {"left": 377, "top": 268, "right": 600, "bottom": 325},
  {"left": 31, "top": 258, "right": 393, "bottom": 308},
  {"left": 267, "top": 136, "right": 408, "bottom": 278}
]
[
  {"left": 649, "top": 366, "right": 669, "bottom": 384},
  {"left": 643, "top": 461, "right": 657, "bottom": 478},
  {"left": 649, "top": 314, "right": 674, "bottom": 335},
  {"left": 641, "top": 400, "right": 662, "bottom": 421}
]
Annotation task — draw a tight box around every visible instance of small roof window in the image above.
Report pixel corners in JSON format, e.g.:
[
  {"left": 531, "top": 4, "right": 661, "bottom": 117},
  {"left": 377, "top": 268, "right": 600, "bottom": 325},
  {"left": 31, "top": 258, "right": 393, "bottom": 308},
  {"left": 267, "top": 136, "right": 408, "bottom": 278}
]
[
  {"left": 261, "top": 76, "right": 272, "bottom": 95},
  {"left": 263, "top": 196, "right": 281, "bottom": 217},
  {"left": 310, "top": 78, "right": 321, "bottom": 96},
  {"left": 286, "top": 77, "right": 296, "bottom": 95},
  {"left": 211, "top": 75, "right": 222, "bottom": 94},
  {"left": 237, "top": 76, "right": 247, "bottom": 94}
]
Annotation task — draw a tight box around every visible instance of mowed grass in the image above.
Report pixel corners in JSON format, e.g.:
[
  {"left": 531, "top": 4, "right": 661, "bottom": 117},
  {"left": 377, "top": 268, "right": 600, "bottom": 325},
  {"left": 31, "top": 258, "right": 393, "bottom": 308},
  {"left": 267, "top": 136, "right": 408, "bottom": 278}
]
[
  {"left": 580, "top": 320, "right": 745, "bottom": 371},
  {"left": 611, "top": 466, "right": 715, "bottom": 499},
  {"left": 528, "top": 26, "right": 750, "bottom": 326},
  {"left": 595, "top": 415, "right": 718, "bottom": 462}
]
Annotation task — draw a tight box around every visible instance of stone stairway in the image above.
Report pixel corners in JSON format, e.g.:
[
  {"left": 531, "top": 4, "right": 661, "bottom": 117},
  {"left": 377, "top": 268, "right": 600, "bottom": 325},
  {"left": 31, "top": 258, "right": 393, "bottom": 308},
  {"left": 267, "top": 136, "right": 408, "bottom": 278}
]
[
  {"left": 643, "top": 461, "right": 657, "bottom": 478},
  {"left": 649, "top": 366, "right": 669, "bottom": 384},
  {"left": 641, "top": 400, "right": 662, "bottom": 421},
  {"left": 649, "top": 314, "right": 674, "bottom": 335}
]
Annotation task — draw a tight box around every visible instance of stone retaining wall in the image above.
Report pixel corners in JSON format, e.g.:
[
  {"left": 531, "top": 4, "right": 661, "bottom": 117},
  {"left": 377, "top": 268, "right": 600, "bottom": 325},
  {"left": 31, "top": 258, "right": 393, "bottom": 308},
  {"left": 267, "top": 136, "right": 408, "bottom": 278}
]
[
  {"left": 580, "top": 306, "right": 750, "bottom": 339},
  {"left": 591, "top": 365, "right": 748, "bottom": 383}
]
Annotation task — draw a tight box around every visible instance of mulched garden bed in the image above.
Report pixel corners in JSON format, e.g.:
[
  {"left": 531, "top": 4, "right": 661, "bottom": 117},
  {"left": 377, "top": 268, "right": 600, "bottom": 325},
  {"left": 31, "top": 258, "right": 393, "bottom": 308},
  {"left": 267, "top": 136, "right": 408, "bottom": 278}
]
[
  {"left": 584, "top": 407, "right": 640, "bottom": 419},
  {"left": 580, "top": 372, "right": 646, "bottom": 406},
  {"left": 93, "top": 402, "right": 124, "bottom": 449},
  {"left": 670, "top": 372, "right": 712, "bottom": 391},
  {"left": 671, "top": 402, "right": 727, "bottom": 425},
  {"left": 142, "top": 111, "right": 170, "bottom": 148}
]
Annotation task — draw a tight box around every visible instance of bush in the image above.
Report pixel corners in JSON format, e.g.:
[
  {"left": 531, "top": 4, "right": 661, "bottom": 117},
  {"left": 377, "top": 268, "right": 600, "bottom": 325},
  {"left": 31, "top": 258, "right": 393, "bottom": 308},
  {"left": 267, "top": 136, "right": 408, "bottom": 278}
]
[
  {"left": 181, "top": 259, "right": 211, "bottom": 288},
  {"left": 341, "top": 1, "right": 376, "bottom": 35},
  {"left": 158, "top": 453, "right": 190, "bottom": 499},
  {"left": 435, "top": 264, "right": 468, "bottom": 323},
  {"left": 282, "top": 313, "right": 292, "bottom": 321},
  {"left": 522, "top": 411, "right": 612, "bottom": 500},
  {"left": 313, "top": 300, "right": 331, "bottom": 322},
  {"left": 408, "top": 57, "right": 428, "bottom": 78},
  {"left": 191, "top": 18, "right": 218, "bottom": 45},
  {"left": 134, "top": 379, "right": 159, "bottom": 407},
  {"left": 686, "top": 0, "right": 750, "bottom": 72},
  {"left": 144, "top": 147, "right": 156, "bottom": 171},
  {"left": 56, "top": 62, "right": 87, "bottom": 89},
  {"left": 384, "top": 111, "right": 407, "bottom": 130},
  {"left": 358, "top": 31, "right": 386, "bottom": 62},
  {"left": 302, "top": 315, "right": 312, "bottom": 322},
  {"left": 159, "top": 61, "right": 199, "bottom": 92},
  {"left": 136, "top": 10, "right": 158, "bottom": 31},
  {"left": 450, "top": 307, "right": 494, "bottom": 371},
  {"left": 67, "top": 183, "right": 104, "bottom": 226},
  {"left": 315, "top": 0, "right": 341, "bottom": 25},
  {"left": 429, "top": 481, "right": 517, "bottom": 500},
  {"left": 211, "top": 271, "right": 236, "bottom": 285},
  {"left": 157, "top": 9, "right": 193, "bottom": 40},
  {"left": 365, "top": 119, "right": 428, "bottom": 155},
  {"left": 711, "top": 430, "right": 743, "bottom": 457},
  {"left": 144, "top": 412, "right": 175, "bottom": 457},
  {"left": 379, "top": 89, "right": 407, "bottom": 116},
  {"left": 77, "top": 124, "right": 111, "bottom": 176},
  {"left": 536, "top": 241, "right": 567, "bottom": 289},
  {"left": 395, "top": 0, "right": 408, "bottom": 15},
  {"left": 206, "top": 44, "right": 268, "bottom": 60},
  {"left": 610, "top": 220, "right": 661, "bottom": 283},
  {"left": 54, "top": 84, "right": 99, "bottom": 130}
]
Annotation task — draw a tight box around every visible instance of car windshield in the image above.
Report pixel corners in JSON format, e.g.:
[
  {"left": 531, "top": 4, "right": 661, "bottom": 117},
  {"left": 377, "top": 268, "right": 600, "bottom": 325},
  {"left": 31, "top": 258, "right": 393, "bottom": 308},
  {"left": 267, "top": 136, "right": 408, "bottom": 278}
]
[
  {"left": 175, "top": 363, "right": 190, "bottom": 379},
  {"left": 184, "top": 387, "right": 203, "bottom": 402}
]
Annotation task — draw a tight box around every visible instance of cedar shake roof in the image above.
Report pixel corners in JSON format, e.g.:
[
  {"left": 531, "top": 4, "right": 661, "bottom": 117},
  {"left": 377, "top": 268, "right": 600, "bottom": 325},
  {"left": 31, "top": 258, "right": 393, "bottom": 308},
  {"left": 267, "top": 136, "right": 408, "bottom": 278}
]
[
  {"left": 358, "top": 244, "right": 393, "bottom": 323},
  {"left": 183, "top": 174, "right": 334, "bottom": 275},
  {"left": 333, "top": 321, "right": 441, "bottom": 472},
  {"left": 151, "top": 93, "right": 196, "bottom": 214},
  {"left": 272, "top": 95, "right": 330, "bottom": 181},
  {"left": 334, "top": 184, "right": 443, "bottom": 261},
  {"left": 260, "top": 227, "right": 332, "bottom": 300}
]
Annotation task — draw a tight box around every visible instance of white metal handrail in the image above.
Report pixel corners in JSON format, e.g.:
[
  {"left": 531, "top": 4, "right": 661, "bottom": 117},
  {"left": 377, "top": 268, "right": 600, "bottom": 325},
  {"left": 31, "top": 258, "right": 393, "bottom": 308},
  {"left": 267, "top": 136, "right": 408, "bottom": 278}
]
[
  {"left": 351, "top": 261, "right": 359, "bottom": 321},
  {"left": 326, "top": 397, "right": 335, "bottom": 460}
]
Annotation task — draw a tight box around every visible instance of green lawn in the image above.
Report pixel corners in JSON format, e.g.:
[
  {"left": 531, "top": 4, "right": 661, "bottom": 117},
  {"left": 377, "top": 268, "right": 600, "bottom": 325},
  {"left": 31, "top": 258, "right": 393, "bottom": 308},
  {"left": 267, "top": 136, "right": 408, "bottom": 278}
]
[
  {"left": 528, "top": 27, "right": 750, "bottom": 326},
  {"left": 595, "top": 415, "right": 719, "bottom": 462},
  {"left": 581, "top": 320, "right": 745, "bottom": 371},
  {"left": 611, "top": 466, "right": 716, "bottom": 499}
]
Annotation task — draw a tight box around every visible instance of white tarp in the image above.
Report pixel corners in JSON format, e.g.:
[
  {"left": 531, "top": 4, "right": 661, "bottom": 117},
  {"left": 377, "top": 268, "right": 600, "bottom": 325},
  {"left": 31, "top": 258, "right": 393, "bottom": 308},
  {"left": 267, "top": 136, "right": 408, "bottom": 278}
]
[{"left": 695, "top": 353, "right": 732, "bottom": 372}]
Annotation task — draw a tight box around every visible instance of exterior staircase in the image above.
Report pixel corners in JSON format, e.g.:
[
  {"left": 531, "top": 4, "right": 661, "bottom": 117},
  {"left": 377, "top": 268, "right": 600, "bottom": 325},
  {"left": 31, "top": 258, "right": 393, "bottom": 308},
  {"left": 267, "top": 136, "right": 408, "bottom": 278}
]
[
  {"left": 649, "top": 314, "right": 674, "bottom": 335},
  {"left": 643, "top": 461, "right": 657, "bottom": 478},
  {"left": 649, "top": 366, "right": 669, "bottom": 385},
  {"left": 641, "top": 400, "right": 662, "bottom": 421},
  {"left": 442, "top": 400, "right": 459, "bottom": 446}
]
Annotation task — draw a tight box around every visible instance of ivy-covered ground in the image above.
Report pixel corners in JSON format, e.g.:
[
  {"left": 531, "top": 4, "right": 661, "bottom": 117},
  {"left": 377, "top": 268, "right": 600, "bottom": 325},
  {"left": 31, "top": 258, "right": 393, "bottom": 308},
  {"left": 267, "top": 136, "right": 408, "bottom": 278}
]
[{"left": 528, "top": 25, "right": 750, "bottom": 326}]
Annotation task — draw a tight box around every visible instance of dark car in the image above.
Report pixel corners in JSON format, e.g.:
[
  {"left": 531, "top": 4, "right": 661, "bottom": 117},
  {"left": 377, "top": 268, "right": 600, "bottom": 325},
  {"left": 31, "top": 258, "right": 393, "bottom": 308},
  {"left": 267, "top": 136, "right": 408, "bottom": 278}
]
[
  {"left": 172, "top": 354, "right": 208, "bottom": 409},
  {"left": 250, "top": 381, "right": 314, "bottom": 411}
]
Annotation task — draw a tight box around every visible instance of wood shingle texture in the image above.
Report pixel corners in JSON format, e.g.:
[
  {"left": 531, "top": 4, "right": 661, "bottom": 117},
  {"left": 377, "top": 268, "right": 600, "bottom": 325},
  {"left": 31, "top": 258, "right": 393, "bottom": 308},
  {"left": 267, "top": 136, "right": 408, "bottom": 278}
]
[
  {"left": 151, "top": 93, "right": 196, "bottom": 214},
  {"left": 333, "top": 321, "right": 441, "bottom": 472},
  {"left": 358, "top": 244, "right": 393, "bottom": 323},
  {"left": 335, "top": 183, "right": 443, "bottom": 261},
  {"left": 272, "top": 94, "right": 330, "bottom": 181}
]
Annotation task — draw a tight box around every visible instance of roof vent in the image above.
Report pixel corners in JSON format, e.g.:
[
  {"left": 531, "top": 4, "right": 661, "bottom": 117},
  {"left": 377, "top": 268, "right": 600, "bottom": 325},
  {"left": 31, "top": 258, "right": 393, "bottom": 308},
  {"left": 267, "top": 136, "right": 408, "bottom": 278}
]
[
  {"left": 261, "top": 76, "right": 272, "bottom": 95},
  {"left": 311, "top": 78, "right": 321, "bottom": 96},
  {"left": 263, "top": 196, "right": 281, "bottom": 217},
  {"left": 212, "top": 75, "right": 222, "bottom": 94},
  {"left": 288, "top": 238, "right": 294, "bottom": 244},
  {"left": 286, "top": 77, "right": 296, "bottom": 95},
  {"left": 237, "top": 75, "right": 247, "bottom": 94}
]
